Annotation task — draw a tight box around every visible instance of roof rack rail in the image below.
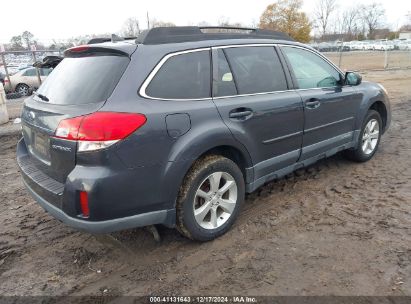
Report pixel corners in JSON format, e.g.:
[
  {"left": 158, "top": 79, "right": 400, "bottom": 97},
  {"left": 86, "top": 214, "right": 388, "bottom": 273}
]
[
  {"left": 200, "top": 26, "right": 257, "bottom": 31},
  {"left": 136, "top": 26, "right": 294, "bottom": 45}
]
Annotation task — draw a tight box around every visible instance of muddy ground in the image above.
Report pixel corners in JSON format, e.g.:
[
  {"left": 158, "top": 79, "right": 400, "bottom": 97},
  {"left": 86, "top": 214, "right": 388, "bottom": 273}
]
[{"left": 1, "top": 69, "right": 411, "bottom": 297}]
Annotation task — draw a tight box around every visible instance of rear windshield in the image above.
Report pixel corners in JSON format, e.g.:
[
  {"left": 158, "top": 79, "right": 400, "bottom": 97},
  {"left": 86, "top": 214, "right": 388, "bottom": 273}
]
[{"left": 36, "top": 56, "right": 129, "bottom": 105}]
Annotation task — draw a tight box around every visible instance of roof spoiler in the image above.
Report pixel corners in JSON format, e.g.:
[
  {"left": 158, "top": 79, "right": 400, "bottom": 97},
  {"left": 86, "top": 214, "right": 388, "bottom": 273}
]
[{"left": 64, "top": 45, "right": 130, "bottom": 58}]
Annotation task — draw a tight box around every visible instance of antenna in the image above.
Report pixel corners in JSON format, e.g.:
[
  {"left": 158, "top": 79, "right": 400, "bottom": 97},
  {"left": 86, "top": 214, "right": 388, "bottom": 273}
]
[{"left": 147, "top": 11, "right": 150, "bottom": 29}]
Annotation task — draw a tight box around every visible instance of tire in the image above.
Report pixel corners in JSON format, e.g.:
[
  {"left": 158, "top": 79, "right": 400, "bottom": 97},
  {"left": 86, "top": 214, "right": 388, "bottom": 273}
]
[
  {"left": 345, "top": 110, "right": 382, "bottom": 162},
  {"left": 176, "top": 155, "right": 245, "bottom": 241},
  {"left": 15, "top": 84, "right": 30, "bottom": 96},
  {"left": 6, "top": 92, "right": 22, "bottom": 99}
]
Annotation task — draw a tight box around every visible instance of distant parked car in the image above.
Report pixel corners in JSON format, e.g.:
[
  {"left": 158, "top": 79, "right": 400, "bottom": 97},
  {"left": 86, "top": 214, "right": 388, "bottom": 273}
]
[
  {"left": 339, "top": 43, "right": 351, "bottom": 52},
  {"left": 344, "top": 41, "right": 356, "bottom": 50},
  {"left": 351, "top": 41, "right": 368, "bottom": 51},
  {"left": 3, "top": 67, "right": 52, "bottom": 96},
  {"left": 373, "top": 41, "right": 394, "bottom": 51},
  {"left": 398, "top": 40, "right": 411, "bottom": 50},
  {"left": 364, "top": 41, "right": 375, "bottom": 50},
  {"left": 309, "top": 42, "right": 319, "bottom": 51},
  {"left": 0, "top": 72, "right": 4, "bottom": 86},
  {"left": 5, "top": 65, "right": 20, "bottom": 75},
  {"left": 318, "top": 42, "right": 333, "bottom": 52},
  {"left": 392, "top": 39, "right": 402, "bottom": 50}
]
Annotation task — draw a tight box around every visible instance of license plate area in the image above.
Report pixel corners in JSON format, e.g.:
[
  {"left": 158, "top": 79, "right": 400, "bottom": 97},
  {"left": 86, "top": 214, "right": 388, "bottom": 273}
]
[
  {"left": 34, "top": 132, "right": 50, "bottom": 159},
  {"left": 24, "top": 125, "right": 51, "bottom": 164}
]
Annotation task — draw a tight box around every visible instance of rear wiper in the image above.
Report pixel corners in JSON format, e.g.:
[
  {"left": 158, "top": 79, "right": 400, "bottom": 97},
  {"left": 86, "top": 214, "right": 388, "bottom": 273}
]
[{"left": 33, "top": 91, "right": 49, "bottom": 102}]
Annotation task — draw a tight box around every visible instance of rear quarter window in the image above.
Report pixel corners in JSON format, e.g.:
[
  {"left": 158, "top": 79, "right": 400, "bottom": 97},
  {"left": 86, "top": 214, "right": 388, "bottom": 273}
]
[
  {"left": 215, "top": 49, "right": 237, "bottom": 97},
  {"left": 145, "top": 50, "right": 211, "bottom": 99}
]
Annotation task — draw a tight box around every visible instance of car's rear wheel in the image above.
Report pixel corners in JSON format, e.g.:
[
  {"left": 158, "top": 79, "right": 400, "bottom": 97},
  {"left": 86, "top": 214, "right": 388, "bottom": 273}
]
[
  {"left": 15, "top": 84, "right": 30, "bottom": 96},
  {"left": 176, "top": 155, "right": 245, "bottom": 241},
  {"left": 345, "top": 110, "right": 382, "bottom": 162}
]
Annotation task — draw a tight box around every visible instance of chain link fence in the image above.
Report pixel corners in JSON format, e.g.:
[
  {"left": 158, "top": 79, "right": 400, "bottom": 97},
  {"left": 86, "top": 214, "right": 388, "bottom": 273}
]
[{"left": 322, "top": 50, "right": 411, "bottom": 71}]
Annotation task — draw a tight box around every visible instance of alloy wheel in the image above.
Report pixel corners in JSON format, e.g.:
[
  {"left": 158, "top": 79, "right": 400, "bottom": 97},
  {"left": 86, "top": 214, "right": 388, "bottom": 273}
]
[
  {"left": 362, "top": 118, "right": 380, "bottom": 155},
  {"left": 193, "top": 171, "right": 238, "bottom": 230},
  {"left": 17, "top": 85, "right": 29, "bottom": 96}
]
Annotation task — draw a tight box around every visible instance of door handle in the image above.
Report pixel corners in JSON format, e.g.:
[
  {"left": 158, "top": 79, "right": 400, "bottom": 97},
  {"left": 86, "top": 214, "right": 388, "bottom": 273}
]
[
  {"left": 305, "top": 98, "right": 321, "bottom": 109},
  {"left": 229, "top": 108, "right": 253, "bottom": 120}
]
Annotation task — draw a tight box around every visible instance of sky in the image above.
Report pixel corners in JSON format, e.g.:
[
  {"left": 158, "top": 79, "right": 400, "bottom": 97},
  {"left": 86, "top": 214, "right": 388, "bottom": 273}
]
[{"left": 0, "top": 0, "right": 410, "bottom": 44}]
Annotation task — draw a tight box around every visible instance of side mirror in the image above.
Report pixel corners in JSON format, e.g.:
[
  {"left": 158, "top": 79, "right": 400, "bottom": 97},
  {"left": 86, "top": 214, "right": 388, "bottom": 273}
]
[{"left": 345, "top": 71, "right": 362, "bottom": 86}]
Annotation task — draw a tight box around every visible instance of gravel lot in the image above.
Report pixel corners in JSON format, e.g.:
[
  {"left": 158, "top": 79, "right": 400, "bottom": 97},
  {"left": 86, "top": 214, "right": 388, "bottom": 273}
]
[{"left": 0, "top": 69, "right": 411, "bottom": 296}]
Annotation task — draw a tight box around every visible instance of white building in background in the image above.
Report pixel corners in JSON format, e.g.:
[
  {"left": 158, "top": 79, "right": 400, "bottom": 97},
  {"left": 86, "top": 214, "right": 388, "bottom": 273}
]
[{"left": 399, "top": 32, "right": 411, "bottom": 39}]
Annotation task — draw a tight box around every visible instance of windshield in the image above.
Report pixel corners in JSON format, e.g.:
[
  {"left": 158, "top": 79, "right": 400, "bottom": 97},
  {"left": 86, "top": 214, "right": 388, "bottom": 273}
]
[{"left": 36, "top": 56, "right": 129, "bottom": 105}]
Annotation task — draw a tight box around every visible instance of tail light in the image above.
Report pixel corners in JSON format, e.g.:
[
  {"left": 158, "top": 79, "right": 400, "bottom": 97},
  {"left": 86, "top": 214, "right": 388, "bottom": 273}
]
[{"left": 54, "top": 112, "right": 146, "bottom": 152}]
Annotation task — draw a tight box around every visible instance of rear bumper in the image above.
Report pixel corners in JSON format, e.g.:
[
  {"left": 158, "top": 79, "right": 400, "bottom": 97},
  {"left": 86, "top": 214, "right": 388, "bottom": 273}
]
[
  {"left": 3, "top": 82, "right": 12, "bottom": 93},
  {"left": 17, "top": 137, "right": 176, "bottom": 233},
  {"left": 23, "top": 178, "right": 174, "bottom": 234}
]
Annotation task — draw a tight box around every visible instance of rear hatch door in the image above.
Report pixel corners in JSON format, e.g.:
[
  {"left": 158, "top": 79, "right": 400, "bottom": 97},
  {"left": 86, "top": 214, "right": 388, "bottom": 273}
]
[{"left": 21, "top": 47, "right": 132, "bottom": 183}]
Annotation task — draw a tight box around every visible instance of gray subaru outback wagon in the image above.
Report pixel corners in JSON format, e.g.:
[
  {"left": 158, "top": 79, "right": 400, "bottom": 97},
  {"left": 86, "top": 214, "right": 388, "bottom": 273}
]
[{"left": 17, "top": 27, "right": 391, "bottom": 241}]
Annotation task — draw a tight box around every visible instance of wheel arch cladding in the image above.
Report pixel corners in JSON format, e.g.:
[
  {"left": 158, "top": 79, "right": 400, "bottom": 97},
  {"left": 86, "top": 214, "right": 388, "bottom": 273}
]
[
  {"left": 161, "top": 141, "right": 253, "bottom": 210},
  {"left": 197, "top": 145, "right": 252, "bottom": 181},
  {"left": 369, "top": 101, "right": 387, "bottom": 132}
]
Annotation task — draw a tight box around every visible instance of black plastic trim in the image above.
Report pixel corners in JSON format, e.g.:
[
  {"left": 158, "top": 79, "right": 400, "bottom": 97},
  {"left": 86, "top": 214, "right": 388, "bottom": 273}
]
[{"left": 136, "top": 26, "right": 294, "bottom": 45}]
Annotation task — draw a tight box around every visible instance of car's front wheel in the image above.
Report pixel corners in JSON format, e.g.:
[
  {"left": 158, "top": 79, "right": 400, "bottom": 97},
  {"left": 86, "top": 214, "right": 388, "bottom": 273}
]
[
  {"left": 345, "top": 110, "right": 382, "bottom": 162},
  {"left": 15, "top": 84, "right": 30, "bottom": 96},
  {"left": 176, "top": 155, "right": 245, "bottom": 241}
]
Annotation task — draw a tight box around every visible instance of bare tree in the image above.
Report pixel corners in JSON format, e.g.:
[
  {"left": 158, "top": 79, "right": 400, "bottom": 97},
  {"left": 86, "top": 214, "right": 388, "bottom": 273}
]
[
  {"left": 360, "top": 2, "right": 385, "bottom": 39},
  {"left": 197, "top": 21, "right": 210, "bottom": 27},
  {"left": 333, "top": 6, "right": 360, "bottom": 39},
  {"left": 21, "top": 31, "right": 34, "bottom": 49},
  {"left": 217, "top": 16, "right": 231, "bottom": 27},
  {"left": 314, "top": 0, "right": 338, "bottom": 37},
  {"left": 343, "top": 7, "right": 359, "bottom": 38},
  {"left": 214, "top": 16, "right": 247, "bottom": 30},
  {"left": 250, "top": 19, "right": 259, "bottom": 29},
  {"left": 122, "top": 17, "right": 140, "bottom": 37},
  {"left": 402, "top": 11, "right": 411, "bottom": 31},
  {"left": 10, "top": 36, "right": 24, "bottom": 50},
  {"left": 150, "top": 19, "right": 175, "bottom": 28}
]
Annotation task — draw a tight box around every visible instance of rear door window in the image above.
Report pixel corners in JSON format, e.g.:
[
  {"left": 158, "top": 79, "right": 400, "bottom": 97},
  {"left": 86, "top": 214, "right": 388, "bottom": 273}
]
[
  {"left": 224, "top": 46, "right": 288, "bottom": 95},
  {"left": 36, "top": 56, "right": 129, "bottom": 105},
  {"left": 145, "top": 50, "right": 211, "bottom": 99}
]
